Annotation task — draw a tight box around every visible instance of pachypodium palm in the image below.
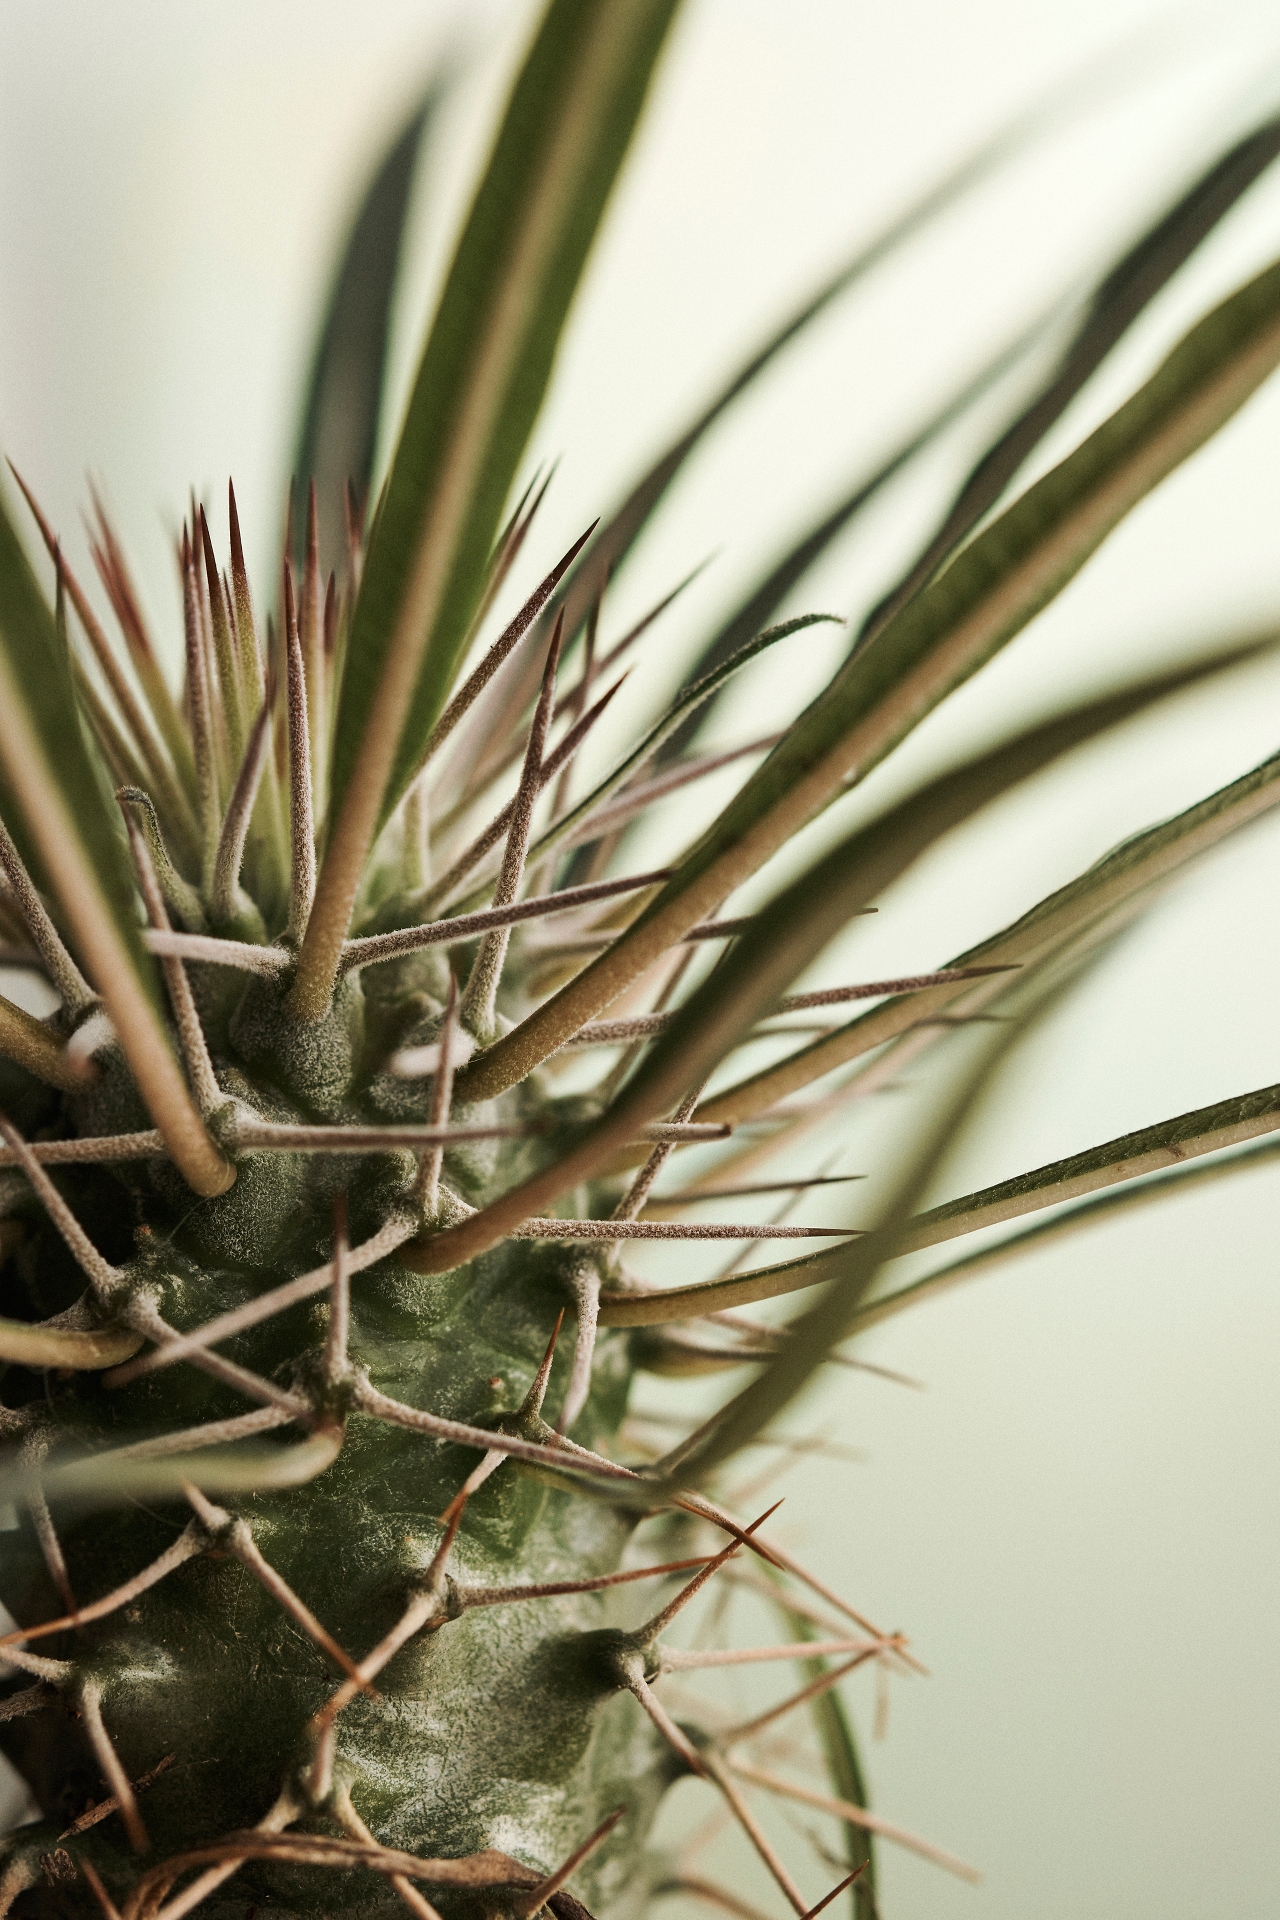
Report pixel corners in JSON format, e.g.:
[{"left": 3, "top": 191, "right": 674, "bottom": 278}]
[{"left": 1, "top": 4, "right": 1280, "bottom": 1917}]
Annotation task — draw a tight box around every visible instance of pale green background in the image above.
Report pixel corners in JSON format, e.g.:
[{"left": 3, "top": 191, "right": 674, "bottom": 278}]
[{"left": 1, "top": 2, "right": 1279, "bottom": 1915}]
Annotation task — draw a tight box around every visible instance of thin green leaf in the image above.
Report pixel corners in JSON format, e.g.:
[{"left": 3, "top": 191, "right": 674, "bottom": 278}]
[
  {"left": 847, "top": 1131, "right": 1280, "bottom": 1336},
  {"left": 295, "top": 0, "right": 683, "bottom": 1018},
  {"left": 859, "top": 107, "right": 1280, "bottom": 644},
  {"left": 0, "top": 480, "right": 233, "bottom": 1197},
  {"left": 462, "top": 252, "right": 1280, "bottom": 1100},
  {"left": 654, "top": 320, "right": 1042, "bottom": 768},
  {"left": 293, "top": 80, "right": 448, "bottom": 577},
  {"left": 412, "top": 640, "right": 1215, "bottom": 1276},
  {"left": 608, "top": 1080, "right": 1280, "bottom": 1333},
  {"left": 704, "top": 690, "right": 1280, "bottom": 1125}
]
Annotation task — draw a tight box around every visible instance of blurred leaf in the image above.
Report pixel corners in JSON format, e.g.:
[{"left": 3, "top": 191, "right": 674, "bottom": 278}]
[
  {"left": 0, "top": 480, "right": 232, "bottom": 1196},
  {"left": 297, "top": 0, "right": 683, "bottom": 1019},
  {"left": 649, "top": 1022, "right": 1022, "bottom": 1486},
  {"left": 610, "top": 1077, "right": 1280, "bottom": 1334},
  {"left": 293, "top": 78, "right": 448, "bottom": 577},
  {"left": 858, "top": 107, "right": 1280, "bottom": 644},
  {"left": 848, "top": 1131, "right": 1280, "bottom": 1336},
  {"left": 648, "top": 323, "right": 1041, "bottom": 770},
  {"left": 462, "top": 250, "right": 1280, "bottom": 1100},
  {"left": 705, "top": 705, "right": 1280, "bottom": 1124},
  {"left": 421, "top": 633, "right": 1242, "bottom": 1275}
]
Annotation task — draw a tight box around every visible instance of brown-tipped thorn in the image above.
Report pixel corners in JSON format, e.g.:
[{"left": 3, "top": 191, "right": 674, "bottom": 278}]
[
  {"left": 725, "top": 1653, "right": 881, "bottom": 1748},
  {"left": 514, "top": 1805, "right": 627, "bottom": 1917},
  {"left": 801, "top": 1868, "right": 865, "bottom": 1920},
  {"left": 182, "top": 520, "right": 218, "bottom": 840},
  {"left": 425, "top": 522, "right": 596, "bottom": 788},
  {"left": 343, "top": 480, "right": 366, "bottom": 592},
  {"left": 637, "top": 1502, "right": 782, "bottom": 1645},
  {"left": 701, "top": 1753, "right": 808, "bottom": 1917},
  {"left": 78, "top": 1677, "right": 148, "bottom": 1852},
  {"left": 461, "top": 609, "right": 565, "bottom": 1032},
  {"left": 456, "top": 1555, "right": 714, "bottom": 1612},
  {"left": 521, "top": 1308, "right": 566, "bottom": 1422},
  {"left": 120, "top": 806, "right": 221, "bottom": 1114},
  {"left": 728, "top": 1760, "right": 981, "bottom": 1883},
  {"left": 427, "top": 669, "right": 628, "bottom": 911},
  {"left": 183, "top": 1484, "right": 372, "bottom": 1694},
  {"left": 199, "top": 505, "right": 243, "bottom": 761}
]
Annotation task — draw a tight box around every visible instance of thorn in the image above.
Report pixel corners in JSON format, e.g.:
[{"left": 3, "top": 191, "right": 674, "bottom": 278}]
[
  {"left": 330, "top": 1783, "right": 443, "bottom": 1920},
  {"left": 18, "top": 1433, "right": 77, "bottom": 1617},
  {"left": 514, "top": 1806, "right": 627, "bottom": 1916},
  {"left": 801, "top": 1868, "right": 866, "bottom": 1920},
  {"left": 57, "top": 1753, "right": 177, "bottom": 1841},
  {"left": 555, "top": 1262, "right": 600, "bottom": 1436},
  {"left": 506, "top": 1219, "right": 848, "bottom": 1243},
  {"left": 637, "top": 1503, "right": 782, "bottom": 1644},
  {"left": 78, "top": 1678, "right": 148, "bottom": 1853},
  {"left": 412, "top": 974, "right": 459, "bottom": 1217},
  {"left": 119, "top": 803, "right": 222, "bottom": 1113},
  {"left": 612, "top": 1086, "right": 702, "bottom": 1225},
  {"left": 457, "top": 1554, "right": 716, "bottom": 1611},
  {"left": 284, "top": 561, "right": 316, "bottom": 942},
  {"left": 424, "top": 1490, "right": 469, "bottom": 1596},
  {"left": 300, "top": 480, "right": 326, "bottom": 803},
  {"left": 343, "top": 864, "right": 672, "bottom": 975},
  {"left": 425, "top": 669, "right": 629, "bottom": 911},
  {"left": 77, "top": 1860, "right": 124, "bottom": 1920},
  {"left": 105, "top": 1214, "right": 416, "bottom": 1388},
  {"left": 0, "top": 1110, "right": 120, "bottom": 1297},
  {"left": 519, "top": 1309, "right": 566, "bottom": 1422},
  {"left": 438, "top": 1451, "right": 504, "bottom": 1528},
  {"left": 183, "top": 1483, "right": 373, "bottom": 1693},
  {"left": 723, "top": 1652, "right": 887, "bottom": 1748},
  {"left": 701, "top": 1751, "right": 808, "bottom": 1914},
  {"left": 323, "top": 1193, "right": 350, "bottom": 1384},
  {"left": 413, "top": 520, "right": 597, "bottom": 782},
  {"left": 460, "top": 609, "right": 565, "bottom": 1033},
  {"left": 729, "top": 1759, "right": 981, "bottom": 1883},
  {"left": 624, "top": 1665, "right": 706, "bottom": 1777}
]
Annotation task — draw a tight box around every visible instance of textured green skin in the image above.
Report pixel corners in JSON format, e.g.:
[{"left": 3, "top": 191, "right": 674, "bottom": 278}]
[{"left": 0, "top": 955, "right": 674, "bottom": 1918}]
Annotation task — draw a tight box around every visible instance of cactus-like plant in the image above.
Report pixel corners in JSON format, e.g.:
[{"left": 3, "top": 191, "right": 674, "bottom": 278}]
[{"left": 1, "top": 4, "right": 1280, "bottom": 1917}]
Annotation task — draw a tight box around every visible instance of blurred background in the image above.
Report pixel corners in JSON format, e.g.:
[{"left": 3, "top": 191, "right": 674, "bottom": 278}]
[{"left": 2, "top": 1, "right": 1280, "bottom": 1914}]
